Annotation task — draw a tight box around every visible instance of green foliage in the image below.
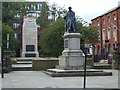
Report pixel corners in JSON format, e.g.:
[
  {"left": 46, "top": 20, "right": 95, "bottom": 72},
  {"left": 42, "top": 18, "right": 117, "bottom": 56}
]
[
  {"left": 76, "top": 20, "right": 99, "bottom": 51},
  {"left": 40, "top": 17, "right": 99, "bottom": 57},
  {"left": 2, "top": 23, "right": 17, "bottom": 51},
  {"left": 2, "top": 2, "right": 36, "bottom": 26},
  {"left": 2, "top": 2, "right": 20, "bottom": 26},
  {"left": 37, "top": 2, "right": 49, "bottom": 29},
  {"left": 10, "top": 57, "right": 17, "bottom": 64},
  {"left": 40, "top": 18, "right": 65, "bottom": 57},
  {"left": 36, "top": 2, "right": 67, "bottom": 29},
  {"left": 2, "top": 2, "right": 37, "bottom": 54},
  {"left": 0, "top": 21, "right": 2, "bottom": 46},
  {"left": 77, "top": 20, "right": 99, "bottom": 44}
]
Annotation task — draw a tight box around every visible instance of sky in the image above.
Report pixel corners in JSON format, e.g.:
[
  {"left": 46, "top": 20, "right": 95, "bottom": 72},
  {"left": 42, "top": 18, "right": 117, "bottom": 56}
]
[{"left": 27, "top": 0, "right": 120, "bottom": 23}]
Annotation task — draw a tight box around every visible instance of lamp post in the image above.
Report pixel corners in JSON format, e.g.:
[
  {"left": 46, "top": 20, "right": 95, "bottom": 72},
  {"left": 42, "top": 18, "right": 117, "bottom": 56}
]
[
  {"left": 83, "top": 39, "right": 90, "bottom": 89},
  {"left": 83, "top": 47, "right": 87, "bottom": 89},
  {"left": 1, "top": 47, "right": 4, "bottom": 78}
]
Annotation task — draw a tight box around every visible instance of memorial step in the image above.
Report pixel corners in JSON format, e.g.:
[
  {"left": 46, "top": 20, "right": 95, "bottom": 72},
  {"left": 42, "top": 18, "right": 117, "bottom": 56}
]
[
  {"left": 16, "top": 58, "right": 33, "bottom": 61},
  {"left": 12, "top": 64, "right": 32, "bottom": 71},
  {"left": 12, "top": 58, "right": 33, "bottom": 71},
  {"left": 93, "top": 63, "right": 112, "bottom": 69},
  {"left": 16, "top": 61, "right": 32, "bottom": 64},
  {"left": 43, "top": 69, "right": 112, "bottom": 77}
]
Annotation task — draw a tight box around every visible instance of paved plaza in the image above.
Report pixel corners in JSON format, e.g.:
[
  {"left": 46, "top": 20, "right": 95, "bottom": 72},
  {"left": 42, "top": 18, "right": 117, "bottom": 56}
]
[{"left": 0, "top": 69, "right": 119, "bottom": 89}]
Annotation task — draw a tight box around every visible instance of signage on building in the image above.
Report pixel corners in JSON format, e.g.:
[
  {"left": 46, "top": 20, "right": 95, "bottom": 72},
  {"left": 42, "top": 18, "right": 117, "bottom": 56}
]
[
  {"left": 84, "top": 39, "right": 90, "bottom": 48},
  {"left": 84, "top": 39, "right": 90, "bottom": 44}
]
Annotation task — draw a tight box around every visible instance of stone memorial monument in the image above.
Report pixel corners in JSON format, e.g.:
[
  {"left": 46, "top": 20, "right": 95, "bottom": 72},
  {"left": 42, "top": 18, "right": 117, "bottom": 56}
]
[
  {"left": 58, "top": 7, "right": 85, "bottom": 69},
  {"left": 22, "top": 16, "right": 39, "bottom": 57},
  {"left": 44, "top": 7, "right": 112, "bottom": 77}
]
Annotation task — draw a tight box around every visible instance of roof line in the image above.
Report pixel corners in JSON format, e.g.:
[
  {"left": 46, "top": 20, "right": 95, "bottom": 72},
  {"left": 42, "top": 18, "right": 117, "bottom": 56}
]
[{"left": 91, "top": 5, "right": 120, "bottom": 21}]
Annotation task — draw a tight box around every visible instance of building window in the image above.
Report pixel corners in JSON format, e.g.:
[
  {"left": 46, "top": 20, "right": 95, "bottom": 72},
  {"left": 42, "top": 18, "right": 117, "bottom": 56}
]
[
  {"left": 98, "top": 30, "right": 100, "bottom": 41},
  {"left": 13, "top": 23, "right": 20, "bottom": 29},
  {"left": 31, "top": 4, "right": 34, "bottom": 10},
  {"left": 97, "top": 21, "right": 100, "bottom": 26},
  {"left": 108, "top": 27, "right": 111, "bottom": 39},
  {"left": 14, "top": 33, "right": 17, "bottom": 39},
  {"left": 107, "top": 16, "right": 110, "bottom": 23},
  {"left": 102, "top": 29, "right": 106, "bottom": 40},
  {"left": 113, "top": 26, "right": 117, "bottom": 41},
  {"left": 35, "top": 4, "right": 38, "bottom": 10},
  {"left": 113, "top": 14, "right": 117, "bottom": 21},
  {"left": 34, "top": 4, "right": 36, "bottom": 10},
  {"left": 103, "top": 19, "right": 105, "bottom": 24}
]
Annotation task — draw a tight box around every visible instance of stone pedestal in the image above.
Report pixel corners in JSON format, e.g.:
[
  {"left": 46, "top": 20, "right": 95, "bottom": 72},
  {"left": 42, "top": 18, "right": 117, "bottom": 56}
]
[
  {"left": 112, "top": 50, "right": 120, "bottom": 70},
  {"left": 22, "top": 16, "right": 39, "bottom": 57},
  {"left": 58, "top": 32, "right": 85, "bottom": 70}
]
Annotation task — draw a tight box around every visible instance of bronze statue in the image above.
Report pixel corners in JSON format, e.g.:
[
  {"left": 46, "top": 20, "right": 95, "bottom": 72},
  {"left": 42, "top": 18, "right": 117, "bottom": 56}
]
[{"left": 64, "top": 7, "right": 78, "bottom": 33}]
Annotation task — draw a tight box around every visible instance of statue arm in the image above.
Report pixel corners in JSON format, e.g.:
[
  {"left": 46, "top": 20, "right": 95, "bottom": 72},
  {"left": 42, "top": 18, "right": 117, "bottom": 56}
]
[{"left": 64, "top": 16, "right": 66, "bottom": 20}]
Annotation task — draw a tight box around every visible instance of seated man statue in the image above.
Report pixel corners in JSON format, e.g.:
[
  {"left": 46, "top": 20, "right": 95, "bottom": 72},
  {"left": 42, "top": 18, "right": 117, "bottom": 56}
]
[{"left": 64, "top": 7, "right": 78, "bottom": 33}]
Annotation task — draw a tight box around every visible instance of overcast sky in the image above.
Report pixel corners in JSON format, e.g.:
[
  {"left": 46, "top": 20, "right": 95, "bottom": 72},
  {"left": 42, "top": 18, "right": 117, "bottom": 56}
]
[{"left": 27, "top": 0, "right": 120, "bottom": 23}]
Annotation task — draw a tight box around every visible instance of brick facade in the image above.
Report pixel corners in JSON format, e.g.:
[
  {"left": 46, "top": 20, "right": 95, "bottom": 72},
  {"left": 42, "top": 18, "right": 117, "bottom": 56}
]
[{"left": 91, "top": 4, "right": 120, "bottom": 61}]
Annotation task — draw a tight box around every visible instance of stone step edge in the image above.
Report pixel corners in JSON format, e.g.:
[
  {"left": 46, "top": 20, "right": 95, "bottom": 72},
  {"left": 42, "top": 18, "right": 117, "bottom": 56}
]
[{"left": 43, "top": 71, "right": 112, "bottom": 77}]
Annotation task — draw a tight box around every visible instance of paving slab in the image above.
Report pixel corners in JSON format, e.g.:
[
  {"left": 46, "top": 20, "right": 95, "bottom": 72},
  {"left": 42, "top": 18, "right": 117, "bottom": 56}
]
[{"left": 1, "top": 69, "right": 119, "bottom": 88}]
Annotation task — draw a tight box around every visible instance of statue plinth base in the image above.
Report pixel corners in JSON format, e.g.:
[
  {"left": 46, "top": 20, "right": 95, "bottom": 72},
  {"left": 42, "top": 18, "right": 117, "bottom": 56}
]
[{"left": 58, "top": 32, "right": 85, "bottom": 70}]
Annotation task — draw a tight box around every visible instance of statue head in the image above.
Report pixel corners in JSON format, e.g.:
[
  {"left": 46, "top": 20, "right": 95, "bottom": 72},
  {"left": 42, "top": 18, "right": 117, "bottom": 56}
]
[{"left": 68, "top": 7, "right": 72, "bottom": 11}]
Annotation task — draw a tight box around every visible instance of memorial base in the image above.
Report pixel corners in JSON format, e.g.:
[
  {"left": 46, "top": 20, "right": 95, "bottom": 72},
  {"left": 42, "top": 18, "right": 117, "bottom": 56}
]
[{"left": 58, "top": 32, "right": 85, "bottom": 70}]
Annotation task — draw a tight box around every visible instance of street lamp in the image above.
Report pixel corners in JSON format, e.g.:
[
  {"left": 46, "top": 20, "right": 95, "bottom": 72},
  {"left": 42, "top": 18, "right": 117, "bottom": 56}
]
[{"left": 83, "top": 39, "right": 90, "bottom": 89}]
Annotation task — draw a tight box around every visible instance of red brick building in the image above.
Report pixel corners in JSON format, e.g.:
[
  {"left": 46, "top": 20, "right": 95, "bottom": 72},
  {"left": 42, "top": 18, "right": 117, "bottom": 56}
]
[{"left": 91, "top": 2, "right": 120, "bottom": 61}]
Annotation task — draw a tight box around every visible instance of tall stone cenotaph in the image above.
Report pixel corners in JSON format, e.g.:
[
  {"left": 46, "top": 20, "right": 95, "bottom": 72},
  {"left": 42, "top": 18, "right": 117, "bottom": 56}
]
[{"left": 22, "top": 16, "right": 39, "bottom": 57}]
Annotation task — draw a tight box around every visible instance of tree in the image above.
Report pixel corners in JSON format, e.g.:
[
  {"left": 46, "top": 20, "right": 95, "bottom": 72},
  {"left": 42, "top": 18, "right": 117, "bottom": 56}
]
[
  {"left": 39, "top": 15, "right": 99, "bottom": 57},
  {"left": 40, "top": 17, "right": 65, "bottom": 57},
  {"left": 49, "top": 3, "right": 67, "bottom": 20},
  {"left": 77, "top": 19, "right": 99, "bottom": 52},
  {"left": 2, "top": 2, "right": 20, "bottom": 27},
  {"left": 83, "top": 25, "right": 99, "bottom": 44},
  {"left": 37, "top": 2, "right": 49, "bottom": 29},
  {"left": 36, "top": 2, "right": 67, "bottom": 29},
  {"left": 0, "top": 21, "right": 2, "bottom": 47},
  {"left": 2, "top": 23, "right": 17, "bottom": 52},
  {"left": 2, "top": 2, "right": 36, "bottom": 27}
]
